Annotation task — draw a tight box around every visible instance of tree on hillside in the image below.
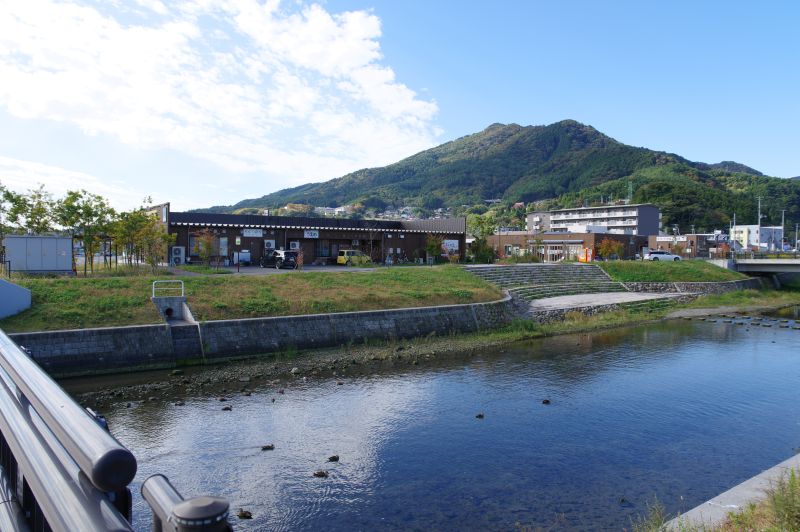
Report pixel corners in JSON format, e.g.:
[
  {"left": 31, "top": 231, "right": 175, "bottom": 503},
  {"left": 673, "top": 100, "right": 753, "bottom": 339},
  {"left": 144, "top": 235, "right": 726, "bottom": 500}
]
[{"left": 54, "top": 189, "right": 116, "bottom": 274}]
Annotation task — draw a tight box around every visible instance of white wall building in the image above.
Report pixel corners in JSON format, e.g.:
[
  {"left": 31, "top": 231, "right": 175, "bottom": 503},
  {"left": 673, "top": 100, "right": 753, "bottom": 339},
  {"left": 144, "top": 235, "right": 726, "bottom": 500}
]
[{"left": 730, "top": 225, "right": 784, "bottom": 251}]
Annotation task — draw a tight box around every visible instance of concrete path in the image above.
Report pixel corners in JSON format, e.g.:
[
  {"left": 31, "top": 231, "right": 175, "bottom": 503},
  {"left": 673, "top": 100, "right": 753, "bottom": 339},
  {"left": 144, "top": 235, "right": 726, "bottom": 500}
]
[{"left": 529, "top": 291, "right": 682, "bottom": 311}]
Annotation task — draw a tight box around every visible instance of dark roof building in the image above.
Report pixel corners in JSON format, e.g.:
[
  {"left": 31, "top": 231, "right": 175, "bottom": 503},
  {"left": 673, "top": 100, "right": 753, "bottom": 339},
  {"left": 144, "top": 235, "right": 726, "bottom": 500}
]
[{"left": 164, "top": 204, "right": 466, "bottom": 265}]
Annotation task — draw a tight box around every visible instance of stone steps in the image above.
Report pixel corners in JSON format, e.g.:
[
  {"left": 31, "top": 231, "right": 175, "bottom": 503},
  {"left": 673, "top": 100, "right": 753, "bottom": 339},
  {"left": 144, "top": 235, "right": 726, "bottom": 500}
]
[
  {"left": 509, "top": 282, "right": 627, "bottom": 302},
  {"left": 465, "top": 264, "right": 612, "bottom": 288}
]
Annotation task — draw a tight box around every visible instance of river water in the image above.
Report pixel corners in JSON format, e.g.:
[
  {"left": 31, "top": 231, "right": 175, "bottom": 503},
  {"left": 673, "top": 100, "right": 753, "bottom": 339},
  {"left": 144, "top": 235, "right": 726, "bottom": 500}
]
[{"left": 67, "top": 316, "right": 800, "bottom": 531}]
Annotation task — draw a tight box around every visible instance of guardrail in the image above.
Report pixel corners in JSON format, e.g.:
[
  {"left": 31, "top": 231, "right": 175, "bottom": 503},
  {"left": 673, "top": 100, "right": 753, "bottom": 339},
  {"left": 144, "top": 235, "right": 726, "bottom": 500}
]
[
  {"left": 153, "top": 280, "right": 185, "bottom": 298},
  {"left": 0, "top": 329, "right": 230, "bottom": 531}
]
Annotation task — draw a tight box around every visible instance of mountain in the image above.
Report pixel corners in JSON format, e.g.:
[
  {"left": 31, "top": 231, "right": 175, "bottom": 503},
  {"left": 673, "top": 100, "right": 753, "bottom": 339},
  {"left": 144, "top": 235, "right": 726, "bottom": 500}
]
[{"left": 199, "top": 120, "right": 800, "bottom": 232}]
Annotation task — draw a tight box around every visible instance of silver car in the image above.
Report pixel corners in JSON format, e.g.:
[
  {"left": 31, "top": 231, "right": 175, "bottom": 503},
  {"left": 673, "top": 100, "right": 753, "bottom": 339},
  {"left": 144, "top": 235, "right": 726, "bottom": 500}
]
[{"left": 644, "top": 250, "right": 682, "bottom": 261}]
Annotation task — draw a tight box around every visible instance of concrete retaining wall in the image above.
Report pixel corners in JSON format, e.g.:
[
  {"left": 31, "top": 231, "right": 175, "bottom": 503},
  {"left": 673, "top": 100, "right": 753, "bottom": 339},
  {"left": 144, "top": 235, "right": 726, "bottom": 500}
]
[
  {"left": 11, "top": 324, "right": 175, "bottom": 376},
  {"left": 9, "top": 295, "right": 517, "bottom": 376},
  {"left": 0, "top": 279, "right": 31, "bottom": 319},
  {"left": 623, "top": 277, "right": 766, "bottom": 294}
]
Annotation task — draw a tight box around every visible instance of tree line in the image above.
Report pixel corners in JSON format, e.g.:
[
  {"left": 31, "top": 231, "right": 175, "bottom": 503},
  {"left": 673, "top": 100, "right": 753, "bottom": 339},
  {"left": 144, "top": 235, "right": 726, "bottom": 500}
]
[{"left": 0, "top": 184, "right": 174, "bottom": 274}]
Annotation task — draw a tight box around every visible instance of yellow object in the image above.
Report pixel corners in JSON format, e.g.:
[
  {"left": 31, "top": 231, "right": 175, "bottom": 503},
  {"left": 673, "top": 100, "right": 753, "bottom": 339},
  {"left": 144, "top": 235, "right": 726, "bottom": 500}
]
[{"left": 337, "top": 250, "right": 371, "bottom": 265}]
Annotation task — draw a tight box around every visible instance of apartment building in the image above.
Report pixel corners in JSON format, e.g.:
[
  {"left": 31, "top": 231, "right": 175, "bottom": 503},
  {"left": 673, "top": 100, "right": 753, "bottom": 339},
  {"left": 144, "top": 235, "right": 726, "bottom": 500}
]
[
  {"left": 548, "top": 203, "right": 660, "bottom": 236},
  {"left": 524, "top": 211, "right": 551, "bottom": 233}
]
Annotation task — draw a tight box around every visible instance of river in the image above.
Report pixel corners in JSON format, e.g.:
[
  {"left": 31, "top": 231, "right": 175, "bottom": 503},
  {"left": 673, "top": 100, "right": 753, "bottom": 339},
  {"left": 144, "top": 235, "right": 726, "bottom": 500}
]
[{"left": 65, "top": 315, "right": 800, "bottom": 531}]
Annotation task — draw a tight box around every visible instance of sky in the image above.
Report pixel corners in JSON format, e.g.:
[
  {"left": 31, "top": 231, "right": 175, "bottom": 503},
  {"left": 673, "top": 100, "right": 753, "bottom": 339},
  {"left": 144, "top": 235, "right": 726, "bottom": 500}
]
[{"left": 0, "top": 0, "right": 798, "bottom": 211}]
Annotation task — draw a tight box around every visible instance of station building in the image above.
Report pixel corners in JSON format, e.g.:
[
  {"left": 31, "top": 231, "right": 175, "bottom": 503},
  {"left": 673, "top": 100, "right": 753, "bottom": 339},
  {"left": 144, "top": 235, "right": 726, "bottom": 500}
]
[{"left": 161, "top": 204, "right": 466, "bottom": 265}]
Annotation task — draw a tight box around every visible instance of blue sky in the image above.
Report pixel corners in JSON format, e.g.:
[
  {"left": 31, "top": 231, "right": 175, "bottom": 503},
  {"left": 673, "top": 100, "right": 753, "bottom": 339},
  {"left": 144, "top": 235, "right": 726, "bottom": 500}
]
[{"left": 0, "top": 0, "right": 797, "bottom": 210}]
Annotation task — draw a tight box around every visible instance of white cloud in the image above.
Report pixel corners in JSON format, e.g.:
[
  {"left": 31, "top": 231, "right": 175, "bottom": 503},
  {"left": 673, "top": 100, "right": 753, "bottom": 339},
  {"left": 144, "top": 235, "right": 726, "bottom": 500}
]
[
  {"left": 0, "top": 0, "right": 440, "bottom": 197},
  {"left": 0, "top": 155, "right": 147, "bottom": 210}
]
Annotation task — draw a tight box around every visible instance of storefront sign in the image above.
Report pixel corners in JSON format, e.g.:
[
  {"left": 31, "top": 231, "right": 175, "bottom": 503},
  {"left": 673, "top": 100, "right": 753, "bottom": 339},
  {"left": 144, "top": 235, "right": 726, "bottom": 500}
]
[
  {"left": 304, "top": 230, "right": 319, "bottom": 239},
  {"left": 443, "top": 239, "right": 459, "bottom": 252},
  {"left": 235, "top": 236, "right": 241, "bottom": 245},
  {"left": 242, "top": 228, "right": 263, "bottom": 237},
  {"left": 656, "top": 236, "right": 687, "bottom": 242}
]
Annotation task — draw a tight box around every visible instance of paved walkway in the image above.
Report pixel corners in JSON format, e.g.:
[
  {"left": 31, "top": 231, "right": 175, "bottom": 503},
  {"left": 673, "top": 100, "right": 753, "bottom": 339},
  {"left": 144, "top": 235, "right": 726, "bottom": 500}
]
[{"left": 529, "top": 291, "right": 682, "bottom": 311}]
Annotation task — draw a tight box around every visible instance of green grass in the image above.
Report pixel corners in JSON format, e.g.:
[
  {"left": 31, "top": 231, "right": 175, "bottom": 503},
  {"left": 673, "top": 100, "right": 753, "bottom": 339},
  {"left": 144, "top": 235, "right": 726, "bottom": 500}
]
[
  {"left": 0, "top": 265, "right": 502, "bottom": 332},
  {"left": 599, "top": 260, "right": 747, "bottom": 283},
  {"left": 687, "top": 288, "right": 800, "bottom": 309}
]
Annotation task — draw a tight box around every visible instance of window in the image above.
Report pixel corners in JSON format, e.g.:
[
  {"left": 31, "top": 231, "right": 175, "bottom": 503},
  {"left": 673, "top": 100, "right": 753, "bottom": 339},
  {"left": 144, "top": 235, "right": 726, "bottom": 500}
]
[{"left": 316, "top": 239, "right": 330, "bottom": 257}]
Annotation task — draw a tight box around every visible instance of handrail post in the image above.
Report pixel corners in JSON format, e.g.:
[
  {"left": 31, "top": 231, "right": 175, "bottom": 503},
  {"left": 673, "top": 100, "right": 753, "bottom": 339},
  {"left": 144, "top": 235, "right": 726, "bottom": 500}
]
[{"left": 142, "top": 475, "right": 231, "bottom": 532}]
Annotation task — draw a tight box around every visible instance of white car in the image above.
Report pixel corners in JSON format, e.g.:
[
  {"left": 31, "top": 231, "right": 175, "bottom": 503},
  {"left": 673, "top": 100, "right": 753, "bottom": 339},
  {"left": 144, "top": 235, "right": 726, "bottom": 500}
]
[{"left": 644, "top": 250, "right": 682, "bottom": 261}]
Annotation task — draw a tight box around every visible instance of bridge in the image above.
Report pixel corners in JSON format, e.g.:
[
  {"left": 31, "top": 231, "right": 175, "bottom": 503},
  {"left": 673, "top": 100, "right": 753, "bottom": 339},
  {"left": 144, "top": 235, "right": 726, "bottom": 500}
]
[
  {"left": 0, "top": 329, "right": 232, "bottom": 532},
  {"left": 732, "top": 258, "right": 800, "bottom": 274},
  {"left": 708, "top": 257, "right": 800, "bottom": 275}
]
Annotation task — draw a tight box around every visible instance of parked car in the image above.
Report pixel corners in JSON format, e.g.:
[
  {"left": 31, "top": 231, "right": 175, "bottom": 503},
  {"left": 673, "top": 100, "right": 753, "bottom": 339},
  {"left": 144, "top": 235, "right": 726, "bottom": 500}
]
[
  {"left": 337, "top": 249, "right": 371, "bottom": 266},
  {"left": 260, "top": 250, "right": 299, "bottom": 269},
  {"left": 644, "top": 250, "right": 682, "bottom": 261}
]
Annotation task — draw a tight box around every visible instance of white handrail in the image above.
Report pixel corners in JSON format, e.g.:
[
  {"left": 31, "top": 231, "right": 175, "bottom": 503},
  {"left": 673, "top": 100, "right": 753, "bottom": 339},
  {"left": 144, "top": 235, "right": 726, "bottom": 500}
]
[{"left": 152, "top": 280, "right": 184, "bottom": 298}]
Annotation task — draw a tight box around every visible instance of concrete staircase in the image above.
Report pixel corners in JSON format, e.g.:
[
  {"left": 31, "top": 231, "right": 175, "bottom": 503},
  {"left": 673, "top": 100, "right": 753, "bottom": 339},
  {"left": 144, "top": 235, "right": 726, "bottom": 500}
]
[{"left": 464, "top": 263, "right": 628, "bottom": 302}]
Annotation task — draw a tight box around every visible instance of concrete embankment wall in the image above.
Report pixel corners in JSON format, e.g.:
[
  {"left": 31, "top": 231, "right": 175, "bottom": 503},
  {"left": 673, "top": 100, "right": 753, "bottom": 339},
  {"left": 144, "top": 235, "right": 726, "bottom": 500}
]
[
  {"left": 10, "top": 295, "right": 517, "bottom": 377},
  {"left": 623, "top": 277, "right": 767, "bottom": 293}
]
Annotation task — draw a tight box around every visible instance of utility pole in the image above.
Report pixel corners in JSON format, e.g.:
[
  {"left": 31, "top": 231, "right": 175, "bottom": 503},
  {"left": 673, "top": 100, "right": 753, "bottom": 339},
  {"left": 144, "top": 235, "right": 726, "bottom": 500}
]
[
  {"left": 796, "top": 223, "right": 799, "bottom": 252},
  {"left": 781, "top": 209, "right": 787, "bottom": 251},
  {"left": 756, "top": 196, "right": 763, "bottom": 252}
]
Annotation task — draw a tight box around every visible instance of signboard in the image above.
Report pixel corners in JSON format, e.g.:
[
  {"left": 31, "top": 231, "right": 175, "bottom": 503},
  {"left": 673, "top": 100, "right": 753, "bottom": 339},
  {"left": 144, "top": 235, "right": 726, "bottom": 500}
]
[
  {"left": 235, "top": 236, "right": 241, "bottom": 245},
  {"left": 242, "top": 228, "right": 263, "bottom": 238},
  {"left": 656, "top": 236, "right": 687, "bottom": 242},
  {"left": 303, "top": 230, "right": 319, "bottom": 239},
  {"left": 443, "top": 239, "right": 460, "bottom": 252}
]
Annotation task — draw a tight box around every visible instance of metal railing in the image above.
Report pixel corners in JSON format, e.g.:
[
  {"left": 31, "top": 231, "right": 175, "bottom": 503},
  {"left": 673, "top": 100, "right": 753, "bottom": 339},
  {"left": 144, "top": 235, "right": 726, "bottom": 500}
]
[
  {"left": 0, "top": 329, "right": 231, "bottom": 531},
  {"left": 153, "top": 280, "right": 185, "bottom": 298}
]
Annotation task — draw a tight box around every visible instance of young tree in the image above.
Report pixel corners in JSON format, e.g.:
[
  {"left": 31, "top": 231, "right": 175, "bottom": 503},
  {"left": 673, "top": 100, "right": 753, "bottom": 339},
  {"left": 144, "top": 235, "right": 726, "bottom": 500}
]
[
  {"left": 138, "top": 215, "right": 175, "bottom": 273},
  {"left": 192, "top": 228, "right": 217, "bottom": 265},
  {"left": 54, "top": 189, "right": 116, "bottom": 274},
  {"left": 597, "top": 238, "right": 624, "bottom": 260},
  {"left": 7, "top": 184, "right": 55, "bottom": 234},
  {"left": 110, "top": 209, "right": 152, "bottom": 267},
  {"left": 0, "top": 184, "right": 19, "bottom": 241},
  {"left": 425, "top": 234, "right": 444, "bottom": 263}
]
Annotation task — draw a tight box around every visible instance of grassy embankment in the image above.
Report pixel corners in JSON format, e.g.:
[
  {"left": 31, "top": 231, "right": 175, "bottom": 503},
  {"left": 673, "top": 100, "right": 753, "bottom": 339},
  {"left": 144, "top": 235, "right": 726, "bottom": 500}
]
[
  {"left": 0, "top": 266, "right": 501, "bottom": 332},
  {"left": 599, "top": 260, "right": 747, "bottom": 282}
]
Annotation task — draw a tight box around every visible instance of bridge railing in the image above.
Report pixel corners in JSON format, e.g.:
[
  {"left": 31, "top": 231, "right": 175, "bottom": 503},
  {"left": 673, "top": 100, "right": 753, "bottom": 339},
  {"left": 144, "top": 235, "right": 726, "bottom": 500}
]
[{"left": 0, "top": 329, "right": 231, "bottom": 532}]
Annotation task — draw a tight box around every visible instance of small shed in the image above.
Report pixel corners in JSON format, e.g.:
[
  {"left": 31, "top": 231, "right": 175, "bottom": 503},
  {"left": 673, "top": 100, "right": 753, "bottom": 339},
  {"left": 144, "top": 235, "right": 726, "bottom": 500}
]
[{"left": 3, "top": 235, "right": 74, "bottom": 274}]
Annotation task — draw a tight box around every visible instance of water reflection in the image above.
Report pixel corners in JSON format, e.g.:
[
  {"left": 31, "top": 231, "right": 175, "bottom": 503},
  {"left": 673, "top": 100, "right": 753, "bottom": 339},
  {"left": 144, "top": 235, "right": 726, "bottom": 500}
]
[{"left": 89, "top": 320, "right": 800, "bottom": 531}]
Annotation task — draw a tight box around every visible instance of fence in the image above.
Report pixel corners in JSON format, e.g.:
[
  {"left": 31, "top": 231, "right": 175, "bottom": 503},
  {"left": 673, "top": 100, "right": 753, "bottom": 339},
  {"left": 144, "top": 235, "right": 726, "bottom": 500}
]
[{"left": 0, "top": 329, "right": 230, "bottom": 531}]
